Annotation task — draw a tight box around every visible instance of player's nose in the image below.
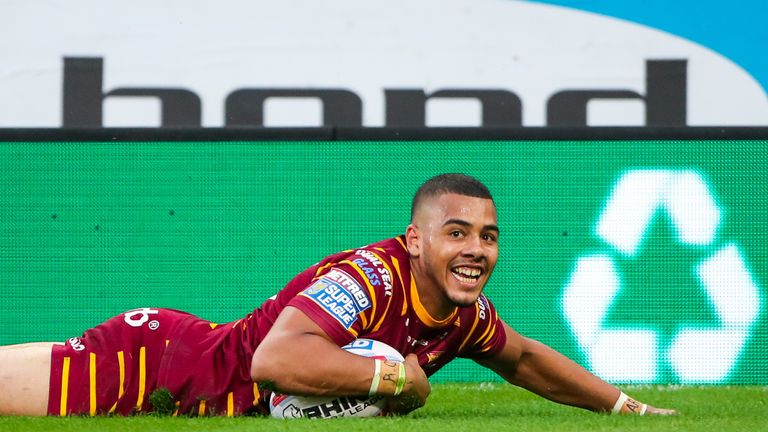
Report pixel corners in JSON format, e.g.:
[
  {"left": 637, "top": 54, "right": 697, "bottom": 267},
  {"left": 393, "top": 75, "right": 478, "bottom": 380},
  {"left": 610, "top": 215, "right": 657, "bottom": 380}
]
[{"left": 461, "top": 234, "right": 485, "bottom": 259}]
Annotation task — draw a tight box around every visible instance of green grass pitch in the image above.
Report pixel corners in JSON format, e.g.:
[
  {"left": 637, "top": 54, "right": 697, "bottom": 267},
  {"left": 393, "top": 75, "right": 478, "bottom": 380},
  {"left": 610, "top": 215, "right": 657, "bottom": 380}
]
[{"left": 1, "top": 383, "right": 765, "bottom": 432}]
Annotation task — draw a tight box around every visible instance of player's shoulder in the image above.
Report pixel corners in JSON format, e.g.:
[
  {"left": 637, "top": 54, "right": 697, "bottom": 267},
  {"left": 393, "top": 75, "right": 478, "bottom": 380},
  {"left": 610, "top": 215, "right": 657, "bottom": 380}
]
[
  {"left": 339, "top": 236, "right": 408, "bottom": 288},
  {"left": 317, "top": 236, "right": 407, "bottom": 266},
  {"left": 354, "top": 236, "right": 409, "bottom": 260},
  {"left": 296, "top": 237, "right": 407, "bottom": 335}
]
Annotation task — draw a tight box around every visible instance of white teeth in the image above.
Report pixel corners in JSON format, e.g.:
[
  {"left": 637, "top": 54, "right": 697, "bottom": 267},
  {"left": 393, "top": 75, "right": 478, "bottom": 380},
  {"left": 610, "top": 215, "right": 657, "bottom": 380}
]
[{"left": 452, "top": 267, "right": 481, "bottom": 279}]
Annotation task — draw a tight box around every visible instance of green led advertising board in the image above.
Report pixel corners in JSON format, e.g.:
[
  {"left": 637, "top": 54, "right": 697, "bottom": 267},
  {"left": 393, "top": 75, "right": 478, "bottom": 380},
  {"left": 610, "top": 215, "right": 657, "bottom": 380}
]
[{"left": 0, "top": 140, "right": 765, "bottom": 384}]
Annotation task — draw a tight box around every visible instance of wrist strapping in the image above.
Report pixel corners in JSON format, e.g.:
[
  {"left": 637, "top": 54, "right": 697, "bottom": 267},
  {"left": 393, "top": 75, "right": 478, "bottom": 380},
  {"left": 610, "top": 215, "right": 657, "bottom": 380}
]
[
  {"left": 370, "top": 359, "right": 407, "bottom": 396},
  {"left": 369, "top": 359, "right": 382, "bottom": 397},
  {"left": 612, "top": 392, "right": 629, "bottom": 414},
  {"left": 612, "top": 391, "right": 649, "bottom": 415},
  {"left": 394, "top": 361, "right": 407, "bottom": 396}
]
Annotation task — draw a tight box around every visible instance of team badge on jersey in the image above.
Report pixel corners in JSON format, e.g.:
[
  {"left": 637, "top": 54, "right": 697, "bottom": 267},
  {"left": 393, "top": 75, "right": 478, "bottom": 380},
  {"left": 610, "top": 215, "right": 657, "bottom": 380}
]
[{"left": 302, "top": 268, "right": 371, "bottom": 329}]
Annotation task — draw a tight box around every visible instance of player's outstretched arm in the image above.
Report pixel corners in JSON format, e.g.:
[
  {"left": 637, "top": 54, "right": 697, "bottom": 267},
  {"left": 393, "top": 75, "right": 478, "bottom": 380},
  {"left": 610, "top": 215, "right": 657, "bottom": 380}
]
[
  {"left": 475, "top": 321, "right": 676, "bottom": 415},
  {"left": 250, "top": 306, "right": 430, "bottom": 414}
]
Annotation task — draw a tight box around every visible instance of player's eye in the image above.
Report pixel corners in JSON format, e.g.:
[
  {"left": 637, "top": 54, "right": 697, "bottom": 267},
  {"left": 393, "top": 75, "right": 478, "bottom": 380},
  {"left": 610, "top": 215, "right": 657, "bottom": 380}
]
[
  {"left": 449, "top": 230, "right": 464, "bottom": 238},
  {"left": 482, "top": 233, "right": 497, "bottom": 243}
]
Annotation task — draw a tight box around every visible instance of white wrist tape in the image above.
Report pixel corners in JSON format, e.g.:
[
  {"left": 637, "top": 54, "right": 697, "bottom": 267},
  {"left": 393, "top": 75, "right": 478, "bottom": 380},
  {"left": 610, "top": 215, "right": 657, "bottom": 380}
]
[
  {"left": 369, "top": 359, "right": 382, "bottom": 396},
  {"left": 639, "top": 403, "right": 648, "bottom": 415},
  {"left": 612, "top": 392, "right": 629, "bottom": 414}
]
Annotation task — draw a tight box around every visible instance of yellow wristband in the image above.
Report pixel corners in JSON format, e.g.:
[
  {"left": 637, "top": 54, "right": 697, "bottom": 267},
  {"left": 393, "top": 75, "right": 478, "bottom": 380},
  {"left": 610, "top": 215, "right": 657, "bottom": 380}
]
[
  {"left": 376, "top": 360, "right": 406, "bottom": 396},
  {"left": 369, "top": 359, "right": 382, "bottom": 397},
  {"left": 394, "top": 362, "right": 406, "bottom": 396}
]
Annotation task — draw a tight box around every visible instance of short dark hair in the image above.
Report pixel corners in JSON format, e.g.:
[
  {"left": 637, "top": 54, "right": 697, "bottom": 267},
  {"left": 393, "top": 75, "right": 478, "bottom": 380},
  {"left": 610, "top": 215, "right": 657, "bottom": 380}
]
[{"left": 411, "top": 173, "right": 493, "bottom": 221}]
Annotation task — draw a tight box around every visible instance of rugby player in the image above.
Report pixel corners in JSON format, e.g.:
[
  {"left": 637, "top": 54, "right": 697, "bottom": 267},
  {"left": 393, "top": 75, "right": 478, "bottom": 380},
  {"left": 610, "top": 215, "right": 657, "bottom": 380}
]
[{"left": 0, "top": 174, "right": 675, "bottom": 417}]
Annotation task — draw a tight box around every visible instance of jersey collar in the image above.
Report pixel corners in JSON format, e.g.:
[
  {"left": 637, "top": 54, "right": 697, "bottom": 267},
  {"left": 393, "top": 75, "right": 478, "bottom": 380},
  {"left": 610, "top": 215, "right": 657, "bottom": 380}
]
[{"left": 410, "top": 274, "right": 459, "bottom": 328}]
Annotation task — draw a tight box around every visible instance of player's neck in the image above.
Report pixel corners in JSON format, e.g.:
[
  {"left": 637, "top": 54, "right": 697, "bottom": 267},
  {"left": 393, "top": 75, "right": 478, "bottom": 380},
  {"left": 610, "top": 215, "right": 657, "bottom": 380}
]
[{"left": 409, "top": 258, "right": 457, "bottom": 322}]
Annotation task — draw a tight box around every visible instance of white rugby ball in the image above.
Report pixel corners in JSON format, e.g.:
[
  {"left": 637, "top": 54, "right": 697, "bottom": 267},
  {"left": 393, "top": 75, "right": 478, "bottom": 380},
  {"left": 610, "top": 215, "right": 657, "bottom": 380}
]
[{"left": 269, "top": 339, "right": 404, "bottom": 419}]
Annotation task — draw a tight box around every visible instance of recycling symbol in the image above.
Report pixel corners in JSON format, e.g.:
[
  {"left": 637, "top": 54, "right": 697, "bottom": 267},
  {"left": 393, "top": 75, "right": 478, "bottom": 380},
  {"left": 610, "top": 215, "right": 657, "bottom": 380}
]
[{"left": 561, "top": 170, "right": 762, "bottom": 383}]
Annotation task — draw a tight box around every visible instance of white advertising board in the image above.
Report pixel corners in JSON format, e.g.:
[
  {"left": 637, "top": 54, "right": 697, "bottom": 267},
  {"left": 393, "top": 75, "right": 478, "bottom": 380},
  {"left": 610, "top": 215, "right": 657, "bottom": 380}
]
[{"left": 2, "top": 0, "right": 766, "bottom": 128}]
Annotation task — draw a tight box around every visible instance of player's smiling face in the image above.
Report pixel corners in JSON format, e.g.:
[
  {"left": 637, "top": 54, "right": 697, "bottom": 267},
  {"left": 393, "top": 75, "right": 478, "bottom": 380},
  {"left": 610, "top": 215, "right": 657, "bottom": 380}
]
[{"left": 407, "top": 193, "right": 499, "bottom": 317}]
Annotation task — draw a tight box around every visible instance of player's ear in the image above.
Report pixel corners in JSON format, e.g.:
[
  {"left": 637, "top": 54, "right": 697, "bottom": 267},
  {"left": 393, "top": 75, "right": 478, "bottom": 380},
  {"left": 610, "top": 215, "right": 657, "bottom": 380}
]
[{"left": 406, "top": 224, "right": 421, "bottom": 257}]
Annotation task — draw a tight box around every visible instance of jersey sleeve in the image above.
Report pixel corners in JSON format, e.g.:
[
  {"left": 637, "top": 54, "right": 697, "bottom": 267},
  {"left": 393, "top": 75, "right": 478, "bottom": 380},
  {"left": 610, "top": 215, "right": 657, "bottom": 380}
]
[
  {"left": 286, "top": 250, "right": 395, "bottom": 347},
  {"left": 458, "top": 294, "right": 507, "bottom": 359}
]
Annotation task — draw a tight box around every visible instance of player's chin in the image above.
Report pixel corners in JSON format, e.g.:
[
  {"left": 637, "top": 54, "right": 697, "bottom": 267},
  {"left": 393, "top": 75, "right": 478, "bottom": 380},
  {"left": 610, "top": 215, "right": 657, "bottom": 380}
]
[
  {"left": 448, "top": 278, "right": 487, "bottom": 304},
  {"left": 446, "top": 287, "right": 483, "bottom": 307}
]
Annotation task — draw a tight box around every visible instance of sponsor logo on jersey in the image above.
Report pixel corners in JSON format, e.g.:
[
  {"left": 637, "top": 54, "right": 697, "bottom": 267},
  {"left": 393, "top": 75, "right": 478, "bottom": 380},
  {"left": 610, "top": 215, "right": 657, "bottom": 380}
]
[
  {"left": 477, "top": 295, "right": 489, "bottom": 320},
  {"left": 304, "top": 278, "right": 331, "bottom": 296},
  {"left": 123, "top": 308, "right": 160, "bottom": 328},
  {"left": 68, "top": 337, "right": 86, "bottom": 351},
  {"left": 304, "top": 269, "right": 371, "bottom": 328},
  {"left": 354, "top": 250, "right": 393, "bottom": 296},
  {"left": 426, "top": 351, "right": 444, "bottom": 363},
  {"left": 353, "top": 258, "right": 381, "bottom": 286},
  {"left": 407, "top": 335, "right": 430, "bottom": 347}
]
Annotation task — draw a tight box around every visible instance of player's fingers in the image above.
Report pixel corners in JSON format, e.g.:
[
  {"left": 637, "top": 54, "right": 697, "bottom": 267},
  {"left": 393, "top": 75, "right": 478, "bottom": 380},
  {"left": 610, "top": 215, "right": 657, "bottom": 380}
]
[
  {"left": 404, "top": 353, "right": 420, "bottom": 365},
  {"left": 645, "top": 406, "right": 678, "bottom": 415}
]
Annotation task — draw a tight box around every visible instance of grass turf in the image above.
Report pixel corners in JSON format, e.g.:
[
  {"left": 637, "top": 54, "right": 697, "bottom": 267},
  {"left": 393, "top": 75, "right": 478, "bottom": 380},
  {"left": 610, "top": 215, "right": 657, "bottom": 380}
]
[{"left": 0, "top": 383, "right": 765, "bottom": 432}]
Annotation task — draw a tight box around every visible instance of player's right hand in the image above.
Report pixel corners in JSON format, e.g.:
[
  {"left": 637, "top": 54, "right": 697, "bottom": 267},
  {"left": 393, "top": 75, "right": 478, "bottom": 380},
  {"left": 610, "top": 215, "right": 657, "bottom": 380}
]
[{"left": 386, "top": 353, "right": 431, "bottom": 415}]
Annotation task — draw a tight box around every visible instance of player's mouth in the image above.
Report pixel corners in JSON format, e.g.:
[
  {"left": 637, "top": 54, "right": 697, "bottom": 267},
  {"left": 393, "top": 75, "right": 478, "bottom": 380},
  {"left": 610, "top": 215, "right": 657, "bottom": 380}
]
[{"left": 450, "top": 265, "right": 483, "bottom": 285}]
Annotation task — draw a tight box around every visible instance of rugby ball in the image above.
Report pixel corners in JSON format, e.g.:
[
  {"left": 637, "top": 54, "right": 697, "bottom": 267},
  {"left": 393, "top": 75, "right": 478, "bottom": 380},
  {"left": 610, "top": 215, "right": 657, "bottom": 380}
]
[{"left": 269, "top": 339, "right": 404, "bottom": 419}]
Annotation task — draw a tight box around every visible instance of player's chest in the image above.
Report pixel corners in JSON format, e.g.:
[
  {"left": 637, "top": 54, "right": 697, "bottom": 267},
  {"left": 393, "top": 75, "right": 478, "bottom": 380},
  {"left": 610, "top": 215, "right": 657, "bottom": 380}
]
[{"left": 373, "top": 316, "right": 466, "bottom": 371}]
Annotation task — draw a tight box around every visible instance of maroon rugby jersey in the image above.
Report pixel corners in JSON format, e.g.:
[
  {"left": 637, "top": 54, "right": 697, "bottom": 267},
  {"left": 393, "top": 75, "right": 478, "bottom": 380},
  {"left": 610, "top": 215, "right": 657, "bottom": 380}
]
[
  {"left": 158, "top": 236, "right": 506, "bottom": 415},
  {"left": 251, "top": 235, "right": 507, "bottom": 375}
]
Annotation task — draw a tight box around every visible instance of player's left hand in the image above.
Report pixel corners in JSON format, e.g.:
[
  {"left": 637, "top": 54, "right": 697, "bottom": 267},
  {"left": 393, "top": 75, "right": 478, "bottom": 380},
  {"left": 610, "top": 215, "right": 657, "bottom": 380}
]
[
  {"left": 618, "top": 396, "right": 678, "bottom": 416},
  {"left": 385, "top": 354, "right": 430, "bottom": 415}
]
